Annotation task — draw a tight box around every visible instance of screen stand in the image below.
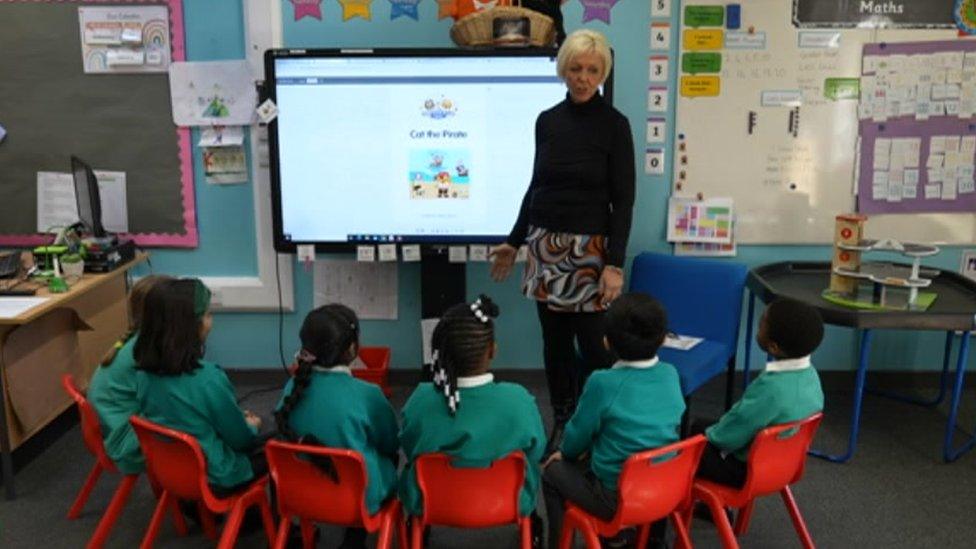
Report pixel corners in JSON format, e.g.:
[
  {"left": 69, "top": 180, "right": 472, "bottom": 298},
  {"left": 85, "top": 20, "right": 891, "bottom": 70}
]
[{"left": 420, "top": 245, "right": 466, "bottom": 380}]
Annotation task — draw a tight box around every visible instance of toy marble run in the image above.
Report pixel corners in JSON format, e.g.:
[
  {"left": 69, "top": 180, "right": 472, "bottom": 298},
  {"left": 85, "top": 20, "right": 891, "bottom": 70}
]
[{"left": 824, "top": 214, "right": 940, "bottom": 311}]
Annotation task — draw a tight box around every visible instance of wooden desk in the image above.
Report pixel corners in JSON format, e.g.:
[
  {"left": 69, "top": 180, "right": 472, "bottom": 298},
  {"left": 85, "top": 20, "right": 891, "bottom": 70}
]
[{"left": 0, "top": 254, "right": 145, "bottom": 498}]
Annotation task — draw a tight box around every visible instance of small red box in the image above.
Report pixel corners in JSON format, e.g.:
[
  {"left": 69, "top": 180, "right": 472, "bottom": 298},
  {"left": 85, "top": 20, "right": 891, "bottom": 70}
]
[{"left": 352, "top": 346, "right": 392, "bottom": 397}]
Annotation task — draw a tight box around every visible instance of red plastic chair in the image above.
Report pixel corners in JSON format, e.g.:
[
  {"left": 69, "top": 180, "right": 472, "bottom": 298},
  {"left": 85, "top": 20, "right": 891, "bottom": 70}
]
[
  {"left": 688, "top": 413, "right": 824, "bottom": 549},
  {"left": 61, "top": 374, "right": 187, "bottom": 549},
  {"left": 411, "top": 451, "right": 531, "bottom": 549},
  {"left": 265, "top": 440, "right": 407, "bottom": 549},
  {"left": 559, "top": 435, "right": 707, "bottom": 549},
  {"left": 130, "top": 416, "right": 275, "bottom": 549}
]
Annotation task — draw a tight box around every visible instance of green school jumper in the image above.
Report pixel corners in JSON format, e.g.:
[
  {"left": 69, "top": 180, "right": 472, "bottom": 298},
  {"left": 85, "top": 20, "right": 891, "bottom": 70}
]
[
  {"left": 88, "top": 337, "right": 145, "bottom": 474},
  {"left": 278, "top": 366, "right": 399, "bottom": 515},
  {"left": 706, "top": 356, "right": 824, "bottom": 461},
  {"left": 399, "top": 374, "right": 546, "bottom": 517},
  {"left": 138, "top": 361, "right": 257, "bottom": 488},
  {"left": 560, "top": 358, "right": 686, "bottom": 491}
]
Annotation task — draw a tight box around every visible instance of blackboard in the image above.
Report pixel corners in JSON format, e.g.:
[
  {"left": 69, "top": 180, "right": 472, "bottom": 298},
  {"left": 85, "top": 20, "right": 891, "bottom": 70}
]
[{"left": 0, "top": 0, "right": 197, "bottom": 247}]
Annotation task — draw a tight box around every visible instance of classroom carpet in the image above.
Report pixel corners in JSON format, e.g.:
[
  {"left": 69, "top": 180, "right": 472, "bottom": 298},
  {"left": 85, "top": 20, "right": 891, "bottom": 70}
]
[{"left": 1, "top": 371, "right": 975, "bottom": 548}]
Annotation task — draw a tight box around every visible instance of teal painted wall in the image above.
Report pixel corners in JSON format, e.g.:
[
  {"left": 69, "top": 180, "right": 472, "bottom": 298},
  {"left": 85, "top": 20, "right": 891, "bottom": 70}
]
[{"left": 140, "top": 0, "right": 974, "bottom": 373}]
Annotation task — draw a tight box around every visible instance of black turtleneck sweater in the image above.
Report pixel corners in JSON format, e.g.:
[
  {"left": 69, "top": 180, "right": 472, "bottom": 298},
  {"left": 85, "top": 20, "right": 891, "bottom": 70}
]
[{"left": 506, "top": 93, "right": 635, "bottom": 267}]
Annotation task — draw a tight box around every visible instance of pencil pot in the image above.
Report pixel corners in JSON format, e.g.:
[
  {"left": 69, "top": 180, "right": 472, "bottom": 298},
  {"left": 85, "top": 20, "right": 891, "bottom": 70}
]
[{"left": 353, "top": 346, "right": 392, "bottom": 397}]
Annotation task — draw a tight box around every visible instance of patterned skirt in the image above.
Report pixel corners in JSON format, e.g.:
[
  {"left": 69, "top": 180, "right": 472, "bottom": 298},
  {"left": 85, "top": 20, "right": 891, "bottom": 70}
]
[{"left": 521, "top": 225, "right": 607, "bottom": 313}]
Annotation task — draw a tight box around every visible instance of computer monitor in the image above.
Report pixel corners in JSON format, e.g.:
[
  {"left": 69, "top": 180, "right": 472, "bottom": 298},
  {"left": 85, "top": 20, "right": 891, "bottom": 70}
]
[{"left": 70, "top": 155, "right": 107, "bottom": 238}]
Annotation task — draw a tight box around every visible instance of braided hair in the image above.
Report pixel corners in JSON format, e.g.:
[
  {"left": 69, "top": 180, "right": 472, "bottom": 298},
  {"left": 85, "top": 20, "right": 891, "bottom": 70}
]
[
  {"left": 99, "top": 274, "right": 172, "bottom": 367},
  {"left": 274, "top": 304, "right": 360, "bottom": 481},
  {"left": 430, "top": 294, "right": 500, "bottom": 415}
]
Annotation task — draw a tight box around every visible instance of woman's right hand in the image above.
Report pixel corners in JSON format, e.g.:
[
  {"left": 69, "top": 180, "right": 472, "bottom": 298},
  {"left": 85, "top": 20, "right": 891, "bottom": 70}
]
[{"left": 489, "top": 243, "right": 518, "bottom": 282}]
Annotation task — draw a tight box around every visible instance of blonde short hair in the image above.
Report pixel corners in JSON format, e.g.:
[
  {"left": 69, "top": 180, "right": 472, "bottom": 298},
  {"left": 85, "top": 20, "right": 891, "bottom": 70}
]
[{"left": 556, "top": 29, "right": 613, "bottom": 84}]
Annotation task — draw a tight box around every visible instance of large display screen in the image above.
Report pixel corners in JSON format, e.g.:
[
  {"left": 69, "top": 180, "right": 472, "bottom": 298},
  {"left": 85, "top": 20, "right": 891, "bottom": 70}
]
[{"left": 266, "top": 48, "right": 608, "bottom": 250}]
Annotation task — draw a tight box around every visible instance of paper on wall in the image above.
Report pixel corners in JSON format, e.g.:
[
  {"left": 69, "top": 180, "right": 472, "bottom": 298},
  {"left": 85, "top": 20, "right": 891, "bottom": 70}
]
[
  {"left": 169, "top": 61, "right": 257, "bottom": 127},
  {"left": 314, "top": 259, "right": 397, "bottom": 320},
  {"left": 36, "top": 170, "right": 128, "bottom": 233},
  {"left": 78, "top": 6, "right": 170, "bottom": 74}
]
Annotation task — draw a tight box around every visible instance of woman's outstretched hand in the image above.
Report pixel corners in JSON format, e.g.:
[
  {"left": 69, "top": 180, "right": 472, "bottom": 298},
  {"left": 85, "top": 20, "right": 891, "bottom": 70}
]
[
  {"left": 598, "top": 266, "right": 623, "bottom": 308},
  {"left": 489, "top": 243, "right": 518, "bottom": 282}
]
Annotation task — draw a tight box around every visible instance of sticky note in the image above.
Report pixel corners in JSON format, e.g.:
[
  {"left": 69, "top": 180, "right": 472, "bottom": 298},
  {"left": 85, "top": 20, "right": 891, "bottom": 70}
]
[
  {"left": 357, "top": 245, "right": 376, "bottom": 262},
  {"left": 401, "top": 244, "right": 421, "bottom": 262},
  {"left": 378, "top": 244, "right": 397, "bottom": 262},
  {"left": 468, "top": 245, "right": 488, "bottom": 262},
  {"left": 924, "top": 184, "right": 941, "bottom": 199},
  {"left": 726, "top": 5, "right": 741, "bottom": 29},
  {"left": 680, "top": 76, "right": 721, "bottom": 97},
  {"left": 448, "top": 246, "right": 467, "bottom": 263},
  {"left": 296, "top": 244, "right": 315, "bottom": 263},
  {"left": 683, "top": 29, "right": 724, "bottom": 51}
]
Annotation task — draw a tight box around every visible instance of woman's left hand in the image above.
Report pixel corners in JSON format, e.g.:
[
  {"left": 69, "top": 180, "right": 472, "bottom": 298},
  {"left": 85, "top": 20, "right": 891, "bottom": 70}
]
[{"left": 598, "top": 266, "right": 623, "bottom": 308}]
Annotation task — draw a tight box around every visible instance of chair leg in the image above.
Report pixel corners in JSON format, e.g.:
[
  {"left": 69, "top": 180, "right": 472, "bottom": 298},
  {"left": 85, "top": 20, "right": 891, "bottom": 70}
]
[
  {"left": 199, "top": 501, "right": 218, "bottom": 539},
  {"left": 781, "top": 487, "right": 815, "bottom": 549},
  {"left": 68, "top": 462, "right": 104, "bottom": 519},
  {"left": 273, "top": 518, "right": 291, "bottom": 549},
  {"left": 670, "top": 511, "right": 693, "bottom": 549},
  {"left": 636, "top": 523, "right": 651, "bottom": 548},
  {"left": 519, "top": 516, "right": 532, "bottom": 549},
  {"left": 557, "top": 520, "right": 575, "bottom": 549},
  {"left": 733, "top": 500, "right": 755, "bottom": 536},
  {"left": 300, "top": 518, "right": 315, "bottom": 549},
  {"left": 377, "top": 512, "right": 394, "bottom": 549},
  {"left": 140, "top": 490, "right": 171, "bottom": 549},
  {"left": 259, "top": 497, "right": 277, "bottom": 545},
  {"left": 411, "top": 519, "right": 425, "bottom": 549},
  {"left": 697, "top": 489, "right": 739, "bottom": 549},
  {"left": 217, "top": 500, "right": 248, "bottom": 549},
  {"left": 85, "top": 474, "right": 137, "bottom": 549},
  {"left": 396, "top": 507, "right": 409, "bottom": 549}
]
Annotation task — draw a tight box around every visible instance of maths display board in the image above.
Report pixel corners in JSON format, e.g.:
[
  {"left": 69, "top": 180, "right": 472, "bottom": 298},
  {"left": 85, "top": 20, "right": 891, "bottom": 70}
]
[
  {"left": 856, "top": 41, "right": 976, "bottom": 217},
  {"left": 0, "top": 1, "right": 197, "bottom": 247},
  {"left": 673, "top": 0, "right": 968, "bottom": 244}
]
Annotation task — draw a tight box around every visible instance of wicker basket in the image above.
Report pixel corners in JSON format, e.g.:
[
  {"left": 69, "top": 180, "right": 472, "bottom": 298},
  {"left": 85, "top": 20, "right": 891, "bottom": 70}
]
[{"left": 450, "top": 2, "right": 556, "bottom": 48}]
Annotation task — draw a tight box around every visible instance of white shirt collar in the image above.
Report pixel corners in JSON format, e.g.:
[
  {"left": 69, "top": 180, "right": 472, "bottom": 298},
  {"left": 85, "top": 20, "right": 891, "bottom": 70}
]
[
  {"left": 612, "top": 356, "right": 660, "bottom": 369},
  {"left": 312, "top": 365, "right": 352, "bottom": 375},
  {"left": 456, "top": 373, "right": 494, "bottom": 388},
  {"left": 765, "top": 356, "right": 812, "bottom": 372}
]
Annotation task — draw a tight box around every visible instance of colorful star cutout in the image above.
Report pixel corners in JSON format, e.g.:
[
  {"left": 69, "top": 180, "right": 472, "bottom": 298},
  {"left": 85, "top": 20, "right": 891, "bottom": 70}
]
[
  {"left": 436, "top": 0, "right": 456, "bottom": 19},
  {"left": 579, "top": 0, "right": 619, "bottom": 24},
  {"left": 291, "top": 0, "right": 323, "bottom": 20},
  {"left": 390, "top": 0, "right": 422, "bottom": 20},
  {"left": 338, "top": 0, "right": 373, "bottom": 21}
]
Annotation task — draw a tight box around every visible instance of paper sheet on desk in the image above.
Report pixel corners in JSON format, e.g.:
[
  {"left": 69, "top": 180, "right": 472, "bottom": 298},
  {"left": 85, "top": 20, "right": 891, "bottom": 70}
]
[
  {"left": 0, "top": 297, "right": 49, "bottom": 319},
  {"left": 663, "top": 334, "right": 703, "bottom": 351}
]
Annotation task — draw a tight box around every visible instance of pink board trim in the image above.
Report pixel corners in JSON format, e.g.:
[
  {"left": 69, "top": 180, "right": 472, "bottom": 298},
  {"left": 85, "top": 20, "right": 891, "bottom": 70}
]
[{"left": 0, "top": 0, "right": 198, "bottom": 248}]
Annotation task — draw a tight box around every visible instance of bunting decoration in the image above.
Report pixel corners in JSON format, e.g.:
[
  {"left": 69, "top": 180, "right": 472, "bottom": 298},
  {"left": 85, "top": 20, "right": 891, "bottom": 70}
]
[
  {"left": 338, "top": 0, "right": 373, "bottom": 20},
  {"left": 579, "top": 0, "right": 618, "bottom": 25}
]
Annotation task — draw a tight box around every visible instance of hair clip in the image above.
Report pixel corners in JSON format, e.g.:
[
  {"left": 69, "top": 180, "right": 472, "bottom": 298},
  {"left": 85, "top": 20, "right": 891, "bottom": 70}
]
[
  {"left": 295, "top": 349, "right": 317, "bottom": 363},
  {"left": 470, "top": 299, "right": 489, "bottom": 323}
]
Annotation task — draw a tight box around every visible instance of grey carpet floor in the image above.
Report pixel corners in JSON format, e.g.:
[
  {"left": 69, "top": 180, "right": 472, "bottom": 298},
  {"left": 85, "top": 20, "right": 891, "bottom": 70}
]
[{"left": 1, "top": 372, "right": 975, "bottom": 548}]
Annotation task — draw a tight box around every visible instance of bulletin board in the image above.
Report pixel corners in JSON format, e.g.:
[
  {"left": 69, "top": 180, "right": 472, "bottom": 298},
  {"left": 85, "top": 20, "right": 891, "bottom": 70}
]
[
  {"left": 672, "top": 0, "right": 972, "bottom": 244},
  {"left": 0, "top": 0, "right": 197, "bottom": 247},
  {"left": 856, "top": 40, "right": 976, "bottom": 215}
]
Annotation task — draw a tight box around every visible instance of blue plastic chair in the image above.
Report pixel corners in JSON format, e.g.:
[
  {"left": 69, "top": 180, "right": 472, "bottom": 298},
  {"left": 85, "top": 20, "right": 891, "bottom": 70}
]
[{"left": 629, "top": 252, "right": 748, "bottom": 410}]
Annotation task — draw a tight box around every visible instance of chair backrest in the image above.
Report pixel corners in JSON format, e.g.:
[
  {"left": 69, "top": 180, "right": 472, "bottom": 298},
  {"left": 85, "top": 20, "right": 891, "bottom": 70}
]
[
  {"left": 742, "top": 413, "right": 823, "bottom": 497},
  {"left": 129, "top": 415, "right": 209, "bottom": 502},
  {"left": 265, "top": 440, "right": 370, "bottom": 526},
  {"left": 612, "top": 435, "right": 707, "bottom": 528},
  {"left": 415, "top": 452, "right": 525, "bottom": 528},
  {"left": 61, "top": 374, "right": 114, "bottom": 470},
  {"left": 629, "top": 252, "right": 747, "bottom": 350}
]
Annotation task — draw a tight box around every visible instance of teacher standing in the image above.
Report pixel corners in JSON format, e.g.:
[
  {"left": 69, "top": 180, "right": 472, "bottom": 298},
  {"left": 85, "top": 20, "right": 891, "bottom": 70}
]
[{"left": 490, "top": 29, "right": 635, "bottom": 455}]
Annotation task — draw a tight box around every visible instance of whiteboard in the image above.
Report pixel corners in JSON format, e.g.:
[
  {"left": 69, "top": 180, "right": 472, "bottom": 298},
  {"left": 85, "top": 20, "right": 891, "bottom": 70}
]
[{"left": 673, "top": 0, "right": 972, "bottom": 244}]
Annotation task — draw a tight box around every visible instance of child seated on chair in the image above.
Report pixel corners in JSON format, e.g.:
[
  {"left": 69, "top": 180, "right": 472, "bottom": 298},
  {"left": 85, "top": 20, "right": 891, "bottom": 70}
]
[
  {"left": 697, "top": 297, "right": 825, "bottom": 488},
  {"left": 88, "top": 274, "right": 171, "bottom": 475},
  {"left": 398, "top": 295, "right": 546, "bottom": 540},
  {"left": 275, "top": 304, "right": 399, "bottom": 549},
  {"left": 542, "top": 292, "right": 685, "bottom": 549},
  {"left": 135, "top": 278, "right": 265, "bottom": 494}
]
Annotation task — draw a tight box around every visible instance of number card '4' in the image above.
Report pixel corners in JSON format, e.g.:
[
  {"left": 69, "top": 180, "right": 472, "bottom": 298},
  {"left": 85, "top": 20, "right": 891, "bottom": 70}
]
[{"left": 650, "top": 23, "right": 671, "bottom": 51}]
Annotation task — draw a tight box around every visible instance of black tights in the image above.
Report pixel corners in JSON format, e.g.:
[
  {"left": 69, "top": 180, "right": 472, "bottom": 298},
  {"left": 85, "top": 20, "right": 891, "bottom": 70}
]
[{"left": 536, "top": 302, "right": 615, "bottom": 421}]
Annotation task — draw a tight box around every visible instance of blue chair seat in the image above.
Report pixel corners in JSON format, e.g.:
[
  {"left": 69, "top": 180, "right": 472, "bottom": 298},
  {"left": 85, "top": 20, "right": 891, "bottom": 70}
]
[{"left": 659, "top": 340, "right": 731, "bottom": 396}]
